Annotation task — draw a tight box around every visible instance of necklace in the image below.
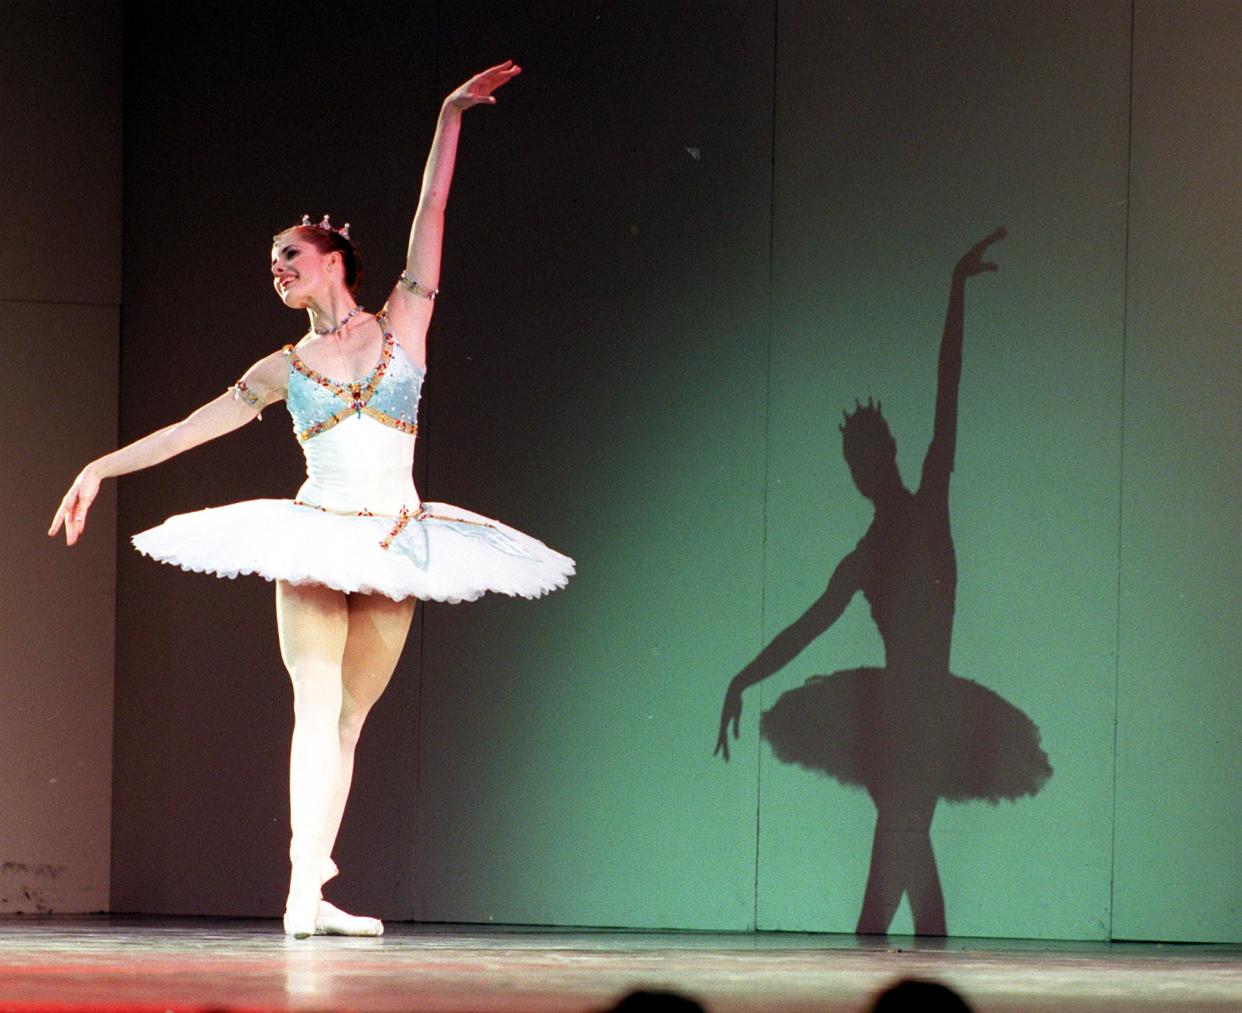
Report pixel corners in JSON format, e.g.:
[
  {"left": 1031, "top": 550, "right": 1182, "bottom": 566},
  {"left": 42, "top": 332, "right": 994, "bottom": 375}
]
[{"left": 313, "top": 305, "right": 363, "bottom": 336}]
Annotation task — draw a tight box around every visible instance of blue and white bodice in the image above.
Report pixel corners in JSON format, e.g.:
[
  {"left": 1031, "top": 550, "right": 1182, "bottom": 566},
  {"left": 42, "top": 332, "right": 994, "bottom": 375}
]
[{"left": 284, "top": 314, "right": 425, "bottom": 515}]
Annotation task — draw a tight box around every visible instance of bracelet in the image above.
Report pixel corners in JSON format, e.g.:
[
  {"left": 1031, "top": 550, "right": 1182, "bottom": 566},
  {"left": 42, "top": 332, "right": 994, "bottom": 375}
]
[
  {"left": 398, "top": 270, "right": 439, "bottom": 301},
  {"left": 229, "top": 380, "right": 264, "bottom": 419}
]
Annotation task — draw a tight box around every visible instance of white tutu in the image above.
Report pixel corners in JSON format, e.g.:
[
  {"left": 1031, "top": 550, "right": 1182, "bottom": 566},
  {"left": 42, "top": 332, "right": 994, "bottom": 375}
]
[
  {"left": 134, "top": 330, "right": 574, "bottom": 603},
  {"left": 132, "top": 498, "right": 575, "bottom": 604}
]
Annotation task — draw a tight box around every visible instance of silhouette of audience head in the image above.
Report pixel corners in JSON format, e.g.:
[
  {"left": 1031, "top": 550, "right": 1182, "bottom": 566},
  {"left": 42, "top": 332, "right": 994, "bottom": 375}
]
[
  {"left": 841, "top": 398, "right": 900, "bottom": 503},
  {"left": 866, "top": 976, "right": 973, "bottom": 1011},
  {"left": 600, "top": 989, "right": 706, "bottom": 1012}
]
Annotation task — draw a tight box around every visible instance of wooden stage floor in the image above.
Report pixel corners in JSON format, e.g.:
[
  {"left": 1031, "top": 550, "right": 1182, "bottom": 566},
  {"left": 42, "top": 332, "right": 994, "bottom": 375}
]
[{"left": 0, "top": 918, "right": 1238, "bottom": 1012}]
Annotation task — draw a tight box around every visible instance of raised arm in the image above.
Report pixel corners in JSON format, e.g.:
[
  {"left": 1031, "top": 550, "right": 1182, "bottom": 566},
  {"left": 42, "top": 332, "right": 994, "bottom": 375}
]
[
  {"left": 49, "top": 350, "right": 287, "bottom": 545},
  {"left": 715, "top": 549, "right": 863, "bottom": 760},
  {"left": 922, "top": 227, "right": 1006, "bottom": 490},
  {"left": 384, "top": 61, "right": 521, "bottom": 365}
]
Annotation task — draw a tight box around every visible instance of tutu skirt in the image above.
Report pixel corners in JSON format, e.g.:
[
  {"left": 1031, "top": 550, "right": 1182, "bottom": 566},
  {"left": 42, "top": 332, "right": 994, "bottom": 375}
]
[
  {"left": 132, "top": 498, "right": 576, "bottom": 604},
  {"left": 760, "top": 667, "right": 1051, "bottom": 804}
]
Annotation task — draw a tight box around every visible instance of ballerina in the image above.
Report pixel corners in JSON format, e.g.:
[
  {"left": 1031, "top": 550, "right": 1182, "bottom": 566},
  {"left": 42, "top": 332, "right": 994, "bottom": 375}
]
[{"left": 50, "top": 61, "right": 574, "bottom": 938}]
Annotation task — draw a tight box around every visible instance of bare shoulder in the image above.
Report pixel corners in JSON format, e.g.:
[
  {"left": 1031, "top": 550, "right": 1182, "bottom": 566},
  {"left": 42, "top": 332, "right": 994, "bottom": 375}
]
[
  {"left": 380, "top": 284, "right": 433, "bottom": 370},
  {"left": 236, "top": 345, "right": 292, "bottom": 403}
]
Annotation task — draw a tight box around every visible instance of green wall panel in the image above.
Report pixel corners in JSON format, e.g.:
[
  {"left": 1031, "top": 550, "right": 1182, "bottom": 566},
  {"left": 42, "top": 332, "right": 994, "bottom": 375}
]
[
  {"left": 1114, "top": 0, "right": 1242, "bottom": 943},
  {"left": 414, "top": 4, "right": 775, "bottom": 930},
  {"left": 750, "top": 1, "right": 1129, "bottom": 938}
]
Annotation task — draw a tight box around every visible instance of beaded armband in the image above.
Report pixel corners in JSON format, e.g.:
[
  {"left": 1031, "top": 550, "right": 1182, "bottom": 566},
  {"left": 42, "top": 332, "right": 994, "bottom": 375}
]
[
  {"left": 229, "top": 380, "right": 265, "bottom": 419},
  {"left": 398, "top": 270, "right": 438, "bottom": 301}
]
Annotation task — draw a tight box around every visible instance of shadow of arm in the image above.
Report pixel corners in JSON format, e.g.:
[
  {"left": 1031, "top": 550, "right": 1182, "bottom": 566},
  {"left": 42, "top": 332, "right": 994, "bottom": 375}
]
[
  {"left": 923, "top": 227, "right": 1005, "bottom": 491},
  {"left": 716, "top": 550, "right": 862, "bottom": 759}
]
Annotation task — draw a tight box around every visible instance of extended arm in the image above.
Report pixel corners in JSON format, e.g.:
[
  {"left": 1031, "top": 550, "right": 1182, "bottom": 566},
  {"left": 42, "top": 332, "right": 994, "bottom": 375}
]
[
  {"left": 385, "top": 61, "right": 521, "bottom": 365},
  {"left": 715, "top": 549, "right": 862, "bottom": 760},
  {"left": 924, "top": 227, "right": 1006, "bottom": 487},
  {"left": 49, "top": 350, "right": 287, "bottom": 545}
]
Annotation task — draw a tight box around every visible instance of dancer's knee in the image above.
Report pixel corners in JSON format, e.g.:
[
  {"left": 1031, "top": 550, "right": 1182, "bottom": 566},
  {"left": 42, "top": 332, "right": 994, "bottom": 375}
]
[
  {"left": 289, "top": 662, "right": 343, "bottom": 715},
  {"left": 338, "top": 700, "right": 369, "bottom": 750}
]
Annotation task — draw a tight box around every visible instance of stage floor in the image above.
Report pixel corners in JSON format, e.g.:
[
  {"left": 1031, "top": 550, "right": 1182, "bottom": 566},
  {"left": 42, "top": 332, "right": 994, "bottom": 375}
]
[{"left": 0, "top": 918, "right": 1238, "bottom": 1012}]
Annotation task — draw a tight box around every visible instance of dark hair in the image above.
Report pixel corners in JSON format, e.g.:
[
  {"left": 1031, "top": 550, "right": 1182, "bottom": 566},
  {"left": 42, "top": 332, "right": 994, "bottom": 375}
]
[
  {"left": 600, "top": 990, "right": 705, "bottom": 1013},
  {"left": 869, "top": 978, "right": 973, "bottom": 1012},
  {"left": 840, "top": 397, "right": 897, "bottom": 466},
  {"left": 274, "top": 223, "right": 364, "bottom": 295}
]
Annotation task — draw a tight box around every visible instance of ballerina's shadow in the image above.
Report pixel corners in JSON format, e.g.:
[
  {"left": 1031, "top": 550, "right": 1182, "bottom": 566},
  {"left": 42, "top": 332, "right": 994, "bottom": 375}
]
[{"left": 722, "top": 231, "right": 1051, "bottom": 935}]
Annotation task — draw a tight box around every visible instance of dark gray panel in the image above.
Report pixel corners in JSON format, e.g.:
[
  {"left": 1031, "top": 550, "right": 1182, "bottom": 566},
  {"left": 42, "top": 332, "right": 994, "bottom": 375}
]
[
  {"left": 0, "top": 1, "right": 122, "bottom": 305},
  {"left": 113, "top": 1, "right": 436, "bottom": 916},
  {"left": 1, "top": 301, "right": 118, "bottom": 912}
]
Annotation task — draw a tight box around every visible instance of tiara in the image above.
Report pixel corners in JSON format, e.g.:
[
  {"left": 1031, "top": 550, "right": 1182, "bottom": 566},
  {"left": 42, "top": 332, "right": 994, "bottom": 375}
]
[
  {"left": 301, "top": 213, "right": 351, "bottom": 240},
  {"left": 839, "top": 396, "right": 885, "bottom": 433}
]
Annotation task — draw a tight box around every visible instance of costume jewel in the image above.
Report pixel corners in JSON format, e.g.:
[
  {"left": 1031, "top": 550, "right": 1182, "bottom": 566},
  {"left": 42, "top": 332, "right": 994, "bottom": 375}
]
[
  {"left": 313, "top": 305, "right": 363, "bottom": 336},
  {"left": 229, "top": 379, "right": 264, "bottom": 416},
  {"left": 397, "top": 270, "right": 438, "bottom": 301},
  {"left": 290, "top": 500, "right": 500, "bottom": 556},
  {"left": 301, "top": 213, "right": 351, "bottom": 240}
]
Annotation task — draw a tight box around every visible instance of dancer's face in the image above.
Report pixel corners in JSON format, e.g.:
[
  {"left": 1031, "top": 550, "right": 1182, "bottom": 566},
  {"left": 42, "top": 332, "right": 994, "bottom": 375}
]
[{"left": 271, "top": 230, "right": 337, "bottom": 308}]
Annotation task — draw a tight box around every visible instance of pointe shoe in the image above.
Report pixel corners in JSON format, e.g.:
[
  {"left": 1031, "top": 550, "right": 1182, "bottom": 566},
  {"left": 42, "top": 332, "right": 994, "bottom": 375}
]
[
  {"left": 315, "top": 899, "right": 384, "bottom": 937},
  {"left": 283, "top": 897, "right": 319, "bottom": 939},
  {"left": 283, "top": 862, "right": 322, "bottom": 939}
]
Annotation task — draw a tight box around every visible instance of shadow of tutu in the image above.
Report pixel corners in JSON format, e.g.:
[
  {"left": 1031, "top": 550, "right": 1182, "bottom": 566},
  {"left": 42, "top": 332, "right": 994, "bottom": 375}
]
[{"left": 761, "top": 667, "right": 1051, "bottom": 804}]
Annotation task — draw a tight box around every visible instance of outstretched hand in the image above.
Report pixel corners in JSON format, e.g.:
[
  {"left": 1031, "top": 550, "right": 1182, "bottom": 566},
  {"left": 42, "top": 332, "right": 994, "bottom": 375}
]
[
  {"left": 444, "top": 60, "right": 521, "bottom": 112},
  {"left": 715, "top": 682, "right": 743, "bottom": 761},
  {"left": 49, "top": 466, "right": 101, "bottom": 546},
  {"left": 955, "top": 226, "right": 1007, "bottom": 278}
]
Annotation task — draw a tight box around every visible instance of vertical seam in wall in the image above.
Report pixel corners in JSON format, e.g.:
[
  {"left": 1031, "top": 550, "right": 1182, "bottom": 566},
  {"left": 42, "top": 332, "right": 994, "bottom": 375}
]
[
  {"left": 1109, "top": 0, "right": 1137, "bottom": 943},
  {"left": 414, "top": 580, "right": 425, "bottom": 918},
  {"left": 413, "top": 545, "right": 426, "bottom": 919},
  {"left": 411, "top": 0, "right": 442, "bottom": 924},
  {"left": 108, "top": 298, "right": 122, "bottom": 914},
  {"left": 754, "top": 0, "right": 780, "bottom": 934},
  {"left": 110, "top": 7, "right": 131, "bottom": 911}
]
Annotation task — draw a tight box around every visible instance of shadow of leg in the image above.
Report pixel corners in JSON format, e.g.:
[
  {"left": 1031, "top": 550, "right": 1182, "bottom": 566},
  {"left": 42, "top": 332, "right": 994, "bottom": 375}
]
[
  {"left": 858, "top": 792, "right": 946, "bottom": 936},
  {"left": 857, "top": 824, "right": 904, "bottom": 934}
]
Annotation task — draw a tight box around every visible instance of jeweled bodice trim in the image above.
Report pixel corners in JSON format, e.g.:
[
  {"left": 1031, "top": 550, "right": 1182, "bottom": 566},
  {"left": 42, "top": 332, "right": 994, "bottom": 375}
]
[{"left": 284, "top": 314, "right": 419, "bottom": 443}]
